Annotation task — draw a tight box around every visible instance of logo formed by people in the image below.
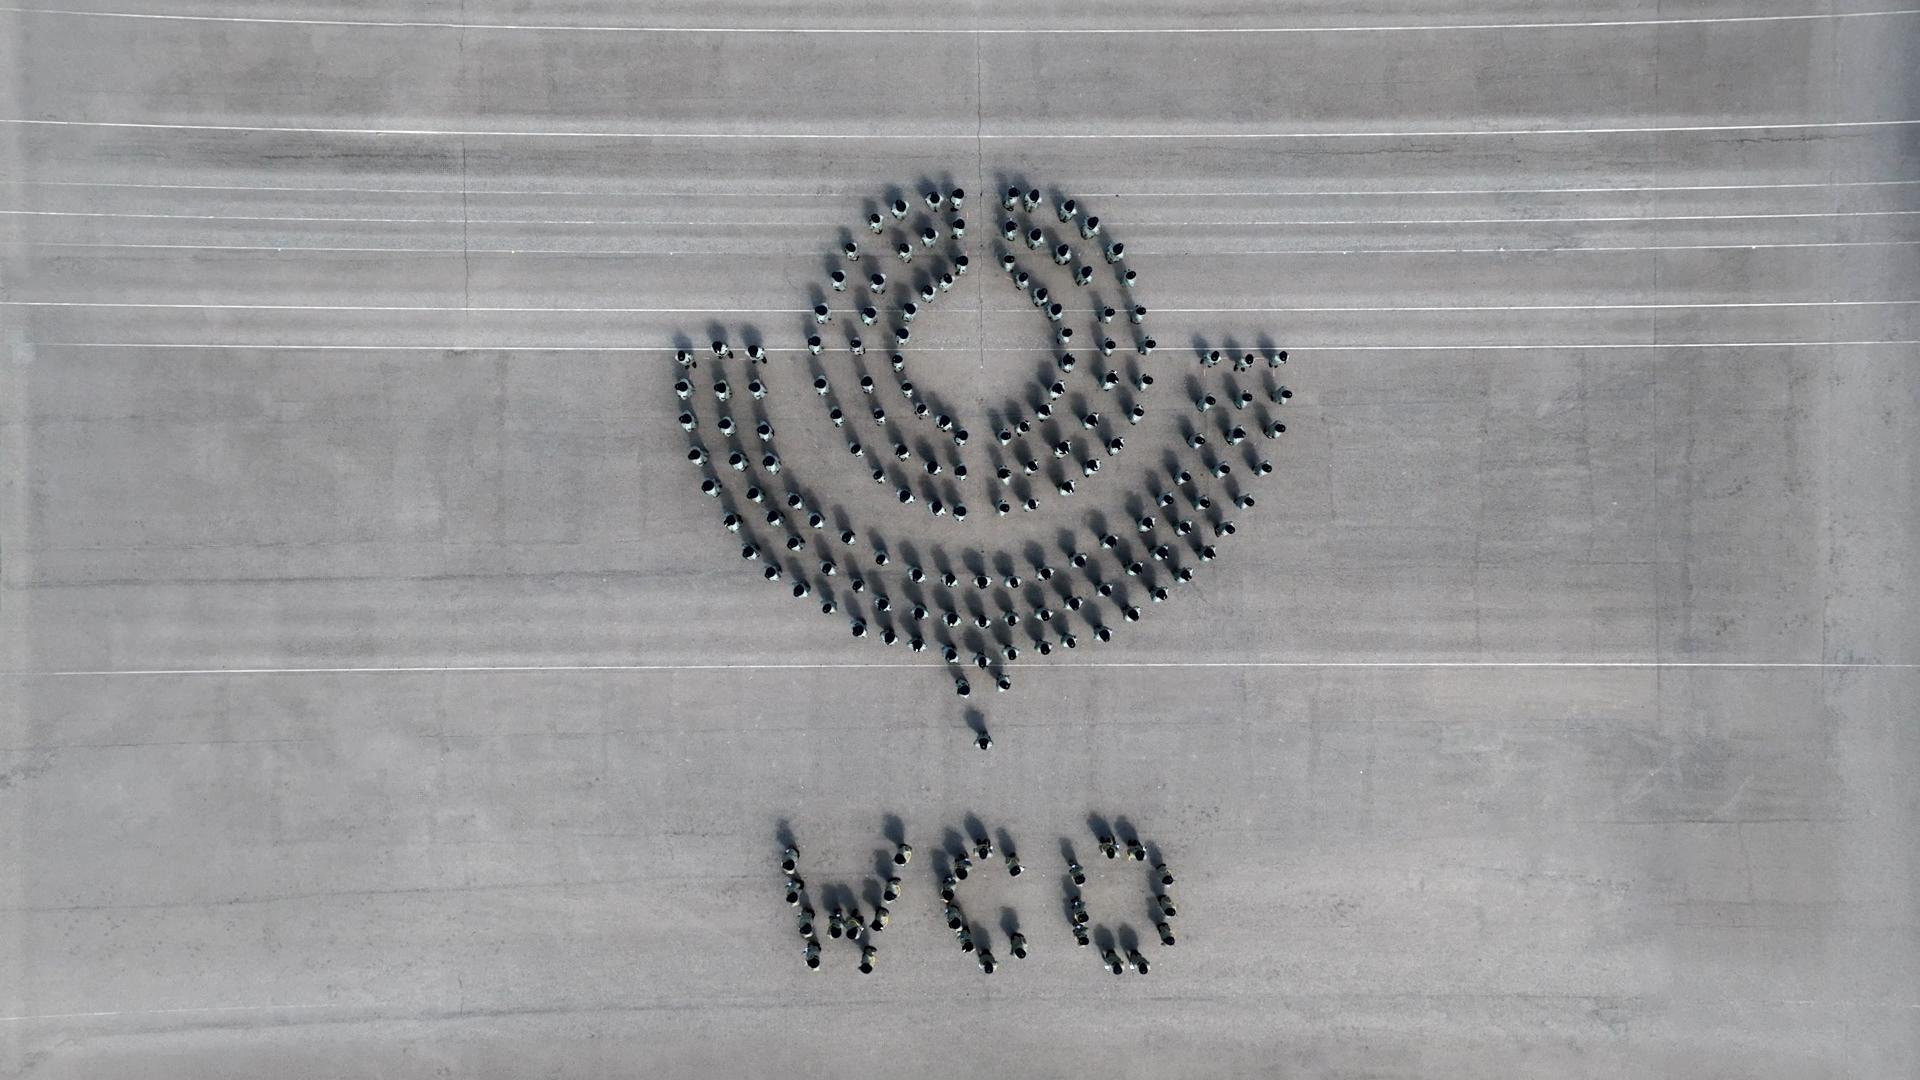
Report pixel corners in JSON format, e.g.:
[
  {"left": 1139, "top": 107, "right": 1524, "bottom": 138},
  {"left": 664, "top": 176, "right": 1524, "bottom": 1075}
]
[{"left": 673, "top": 178, "right": 1293, "bottom": 744}]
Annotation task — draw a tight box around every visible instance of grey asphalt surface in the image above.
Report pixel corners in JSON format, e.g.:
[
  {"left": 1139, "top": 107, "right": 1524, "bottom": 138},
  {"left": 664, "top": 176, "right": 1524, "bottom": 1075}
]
[{"left": 1, "top": 2, "right": 1917, "bottom": 1078}]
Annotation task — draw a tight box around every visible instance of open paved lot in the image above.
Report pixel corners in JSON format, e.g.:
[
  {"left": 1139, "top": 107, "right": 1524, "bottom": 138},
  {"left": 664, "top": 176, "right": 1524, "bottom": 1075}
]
[{"left": 1, "top": 2, "right": 1916, "bottom": 1077}]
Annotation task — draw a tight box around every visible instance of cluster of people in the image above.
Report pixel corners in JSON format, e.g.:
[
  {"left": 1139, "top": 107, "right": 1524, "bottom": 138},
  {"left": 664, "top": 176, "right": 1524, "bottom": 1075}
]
[
  {"left": 677, "top": 179, "right": 1291, "bottom": 737},
  {"left": 783, "top": 840, "right": 915, "bottom": 974},
  {"left": 938, "top": 827, "right": 1027, "bottom": 974},
  {"left": 1066, "top": 827, "right": 1178, "bottom": 974},
  {"left": 781, "top": 831, "right": 1031, "bottom": 975},
  {"left": 782, "top": 822, "right": 1180, "bottom": 974}
]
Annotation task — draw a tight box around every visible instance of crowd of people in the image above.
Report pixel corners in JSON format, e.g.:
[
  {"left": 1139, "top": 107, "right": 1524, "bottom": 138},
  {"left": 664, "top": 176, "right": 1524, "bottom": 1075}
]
[
  {"left": 676, "top": 180, "right": 1290, "bottom": 740},
  {"left": 781, "top": 822, "right": 1179, "bottom": 974},
  {"left": 709, "top": 181, "right": 1251, "bottom": 975}
]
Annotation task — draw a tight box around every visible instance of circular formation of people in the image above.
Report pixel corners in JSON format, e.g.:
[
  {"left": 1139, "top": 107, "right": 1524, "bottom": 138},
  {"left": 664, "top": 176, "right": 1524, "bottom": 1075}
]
[
  {"left": 675, "top": 177, "right": 1294, "bottom": 745},
  {"left": 779, "top": 818, "right": 1180, "bottom": 976}
]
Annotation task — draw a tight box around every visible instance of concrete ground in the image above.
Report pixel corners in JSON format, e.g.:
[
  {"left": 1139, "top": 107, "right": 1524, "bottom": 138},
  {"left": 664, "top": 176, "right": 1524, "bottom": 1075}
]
[{"left": 1, "top": 2, "right": 1916, "bottom": 1077}]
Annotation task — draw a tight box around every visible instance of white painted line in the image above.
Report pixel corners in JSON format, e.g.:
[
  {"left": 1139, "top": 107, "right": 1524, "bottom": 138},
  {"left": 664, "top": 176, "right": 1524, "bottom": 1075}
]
[
  {"left": 1159, "top": 242, "right": 1920, "bottom": 255},
  {"left": 25, "top": 341, "right": 1920, "bottom": 352},
  {"left": 6, "top": 207, "right": 1917, "bottom": 226},
  {"left": 0, "top": 1003, "right": 349, "bottom": 1024},
  {"left": 12, "top": 661, "right": 1917, "bottom": 678},
  {"left": 0, "top": 996, "right": 1910, "bottom": 1025},
  {"left": 4, "top": 5, "right": 1917, "bottom": 34},
  {"left": 7, "top": 299, "right": 1915, "bottom": 313},
  {"left": 3, "top": 301, "right": 804, "bottom": 313},
  {"left": 7, "top": 177, "right": 1918, "bottom": 199},
  {"left": 16, "top": 239, "right": 1920, "bottom": 257},
  {"left": 8, "top": 117, "right": 1918, "bottom": 139}
]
